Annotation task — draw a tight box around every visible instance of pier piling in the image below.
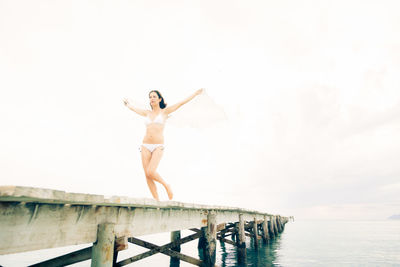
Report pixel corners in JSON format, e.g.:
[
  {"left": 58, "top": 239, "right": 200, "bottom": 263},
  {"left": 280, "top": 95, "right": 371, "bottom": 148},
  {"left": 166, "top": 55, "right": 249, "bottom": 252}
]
[
  {"left": 170, "top": 230, "right": 181, "bottom": 265},
  {"left": 261, "top": 215, "right": 269, "bottom": 243},
  {"left": 200, "top": 212, "right": 217, "bottom": 266},
  {"left": 236, "top": 214, "right": 247, "bottom": 265},
  {"left": 253, "top": 217, "right": 259, "bottom": 248},
  {"left": 268, "top": 216, "right": 275, "bottom": 238},
  {"left": 91, "top": 223, "right": 115, "bottom": 267},
  {"left": 273, "top": 216, "right": 279, "bottom": 235}
]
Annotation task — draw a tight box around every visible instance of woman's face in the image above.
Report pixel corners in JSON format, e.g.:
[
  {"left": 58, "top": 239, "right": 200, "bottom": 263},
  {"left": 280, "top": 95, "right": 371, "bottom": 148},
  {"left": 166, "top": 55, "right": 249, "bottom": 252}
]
[{"left": 149, "top": 91, "right": 161, "bottom": 107}]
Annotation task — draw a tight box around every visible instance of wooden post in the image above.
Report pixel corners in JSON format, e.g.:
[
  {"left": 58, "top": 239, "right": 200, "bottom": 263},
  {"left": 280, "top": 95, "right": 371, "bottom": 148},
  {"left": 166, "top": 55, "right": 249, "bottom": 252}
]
[
  {"left": 277, "top": 216, "right": 281, "bottom": 233},
  {"left": 276, "top": 215, "right": 283, "bottom": 233},
  {"left": 273, "top": 216, "right": 279, "bottom": 235},
  {"left": 278, "top": 216, "right": 284, "bottom": 232},
  {"left": 268, "top": 216, "right": 275, "bottom": 239},
  {"left": 201, "top": 212, "right": 217, "bottom": 266},
  {"left": 198, "top": 227, "right": 206, "bottom": 246},
  {"left": 231, "top": 229, "right": 236, "bottom": 242},
  {"left": 275, "top": 216, "right": 280, "bottom": 233},
  {"left": 252, "top": 217, "right": 259, "bottom": 249},
  {"left": 236, "top": 214, "right": 246, "bottom": 265},
  {"left": 91, "top": 223, "right": 115, "bottom": 267},
  {"left": 170, "top": 230, "right": 181, "bottom": 266},
  {"left": 261, "top": 215, "right": 269, "bottom": 243}
]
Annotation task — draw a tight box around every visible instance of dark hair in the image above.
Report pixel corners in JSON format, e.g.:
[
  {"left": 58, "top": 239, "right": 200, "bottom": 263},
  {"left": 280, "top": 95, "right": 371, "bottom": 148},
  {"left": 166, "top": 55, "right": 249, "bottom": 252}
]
[{"left": 149, "top": 90, "right": 167, "bottom": 109}]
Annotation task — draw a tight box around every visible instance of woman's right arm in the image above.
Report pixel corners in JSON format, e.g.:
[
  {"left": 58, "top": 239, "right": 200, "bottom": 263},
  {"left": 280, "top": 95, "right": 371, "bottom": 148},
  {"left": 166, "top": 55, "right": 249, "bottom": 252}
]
[{"left": 123, "top": 98, "right": 148, "bottom": 117}]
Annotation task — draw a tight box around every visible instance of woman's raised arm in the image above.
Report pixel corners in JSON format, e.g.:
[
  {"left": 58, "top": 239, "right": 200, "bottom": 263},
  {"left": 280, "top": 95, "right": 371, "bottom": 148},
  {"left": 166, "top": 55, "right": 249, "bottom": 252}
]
[
  {"left": 123, "top": 98, "right": 148, "bottom": 117},
  {"left": 164, "top": 88, "right": 203, "bottom": 115}
]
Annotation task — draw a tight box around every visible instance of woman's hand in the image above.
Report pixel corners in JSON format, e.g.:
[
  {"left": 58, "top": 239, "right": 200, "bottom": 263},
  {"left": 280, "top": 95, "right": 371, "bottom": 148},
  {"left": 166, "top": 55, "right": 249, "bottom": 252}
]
[
  {"left": 123, "top": 98, "right": 130, "bottom": 106},
  {"left": 195, "top": 88, "right": 204, "bottom": 96}
]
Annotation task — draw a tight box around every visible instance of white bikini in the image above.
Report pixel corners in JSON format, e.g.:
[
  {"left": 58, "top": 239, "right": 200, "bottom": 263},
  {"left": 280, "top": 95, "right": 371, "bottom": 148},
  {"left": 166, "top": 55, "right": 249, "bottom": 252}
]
[
  {"left": 144, "top": 113, "right": 165, "bottom": 126},
  {"left": 140, "top": 113, "right": 166, "bottom": 153}
]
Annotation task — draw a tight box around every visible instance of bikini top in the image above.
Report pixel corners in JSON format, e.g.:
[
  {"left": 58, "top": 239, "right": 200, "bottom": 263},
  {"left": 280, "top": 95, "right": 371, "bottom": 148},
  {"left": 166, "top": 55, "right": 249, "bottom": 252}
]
[{"left": 144, "top": 113, "right": 166, "bottom": 126}]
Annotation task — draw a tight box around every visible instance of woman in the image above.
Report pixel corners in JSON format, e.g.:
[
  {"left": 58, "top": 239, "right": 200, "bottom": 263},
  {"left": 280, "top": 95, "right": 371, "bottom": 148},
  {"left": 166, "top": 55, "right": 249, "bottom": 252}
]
[{"left": 123, "top": 88, "right": 203, "bottom": 200}]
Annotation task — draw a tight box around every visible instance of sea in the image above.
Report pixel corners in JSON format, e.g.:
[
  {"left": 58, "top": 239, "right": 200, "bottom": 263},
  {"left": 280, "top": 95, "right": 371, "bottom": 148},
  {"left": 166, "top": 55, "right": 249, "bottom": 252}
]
[{"left": 0, "top": 220, "right": 399, "bottom": 266}]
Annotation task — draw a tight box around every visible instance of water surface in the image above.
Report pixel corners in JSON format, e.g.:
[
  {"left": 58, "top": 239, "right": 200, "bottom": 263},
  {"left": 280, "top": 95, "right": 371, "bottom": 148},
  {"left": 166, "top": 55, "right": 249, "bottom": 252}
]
[{"left": 1, "top": 220, "right": 399, "bottom": 266}]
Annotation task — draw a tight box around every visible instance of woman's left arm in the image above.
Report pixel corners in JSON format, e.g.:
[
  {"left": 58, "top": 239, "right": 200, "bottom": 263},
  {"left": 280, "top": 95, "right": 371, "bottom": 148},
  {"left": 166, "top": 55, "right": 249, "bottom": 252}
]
[{"left": 164, "top": 88, "right": 204, "bottom": 115}]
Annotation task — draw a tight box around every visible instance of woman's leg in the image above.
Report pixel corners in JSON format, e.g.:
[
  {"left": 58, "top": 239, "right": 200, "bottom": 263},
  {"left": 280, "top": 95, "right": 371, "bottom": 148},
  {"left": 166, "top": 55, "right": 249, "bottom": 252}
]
[
  {"left": 141, "top": 146, "right": 159, "bottom": 200},
  {"left": 146, "top": 147, "right": 173, "bottom": 200}
]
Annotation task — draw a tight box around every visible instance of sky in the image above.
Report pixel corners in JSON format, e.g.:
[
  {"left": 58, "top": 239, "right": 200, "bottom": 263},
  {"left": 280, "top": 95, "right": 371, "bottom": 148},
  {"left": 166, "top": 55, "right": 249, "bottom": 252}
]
[{"left": 1, "top": 0, "right": 400, "bottom": 220}]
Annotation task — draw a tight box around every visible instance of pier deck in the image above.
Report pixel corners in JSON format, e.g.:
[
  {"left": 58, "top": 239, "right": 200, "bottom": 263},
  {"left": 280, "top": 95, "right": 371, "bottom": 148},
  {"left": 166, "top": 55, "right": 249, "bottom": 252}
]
[{"left": 0, "top": 186, "right": 292, "bottom": 266}]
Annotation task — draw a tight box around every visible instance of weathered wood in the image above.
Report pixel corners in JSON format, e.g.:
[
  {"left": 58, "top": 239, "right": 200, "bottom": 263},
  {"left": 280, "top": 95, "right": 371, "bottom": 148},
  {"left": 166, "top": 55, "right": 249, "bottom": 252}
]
[
  {"left": 201, "top": 212, "right": 217, "bottom": 266},
  {"left": 28, "top": 247, "right": 92, "bottom": 267},
  {"left": 268, "top": 216, "right": 275, "bottom": 238},
  {"left": 91, "top": 223, "right": 115, "bottom": 267},
  {"left": 170, "top": 230, "right": 181, "bottom": 265},
  {"left": 220, "top": 232, "right": 234, "bottom": 238},
  {"left": 115, "top": 236, "right": 128, "bottom": 252},
  {"left": 113, "top": 236, "right": 128, "bottom": 266},
  {"left": 261, "top": 215, "right": 269, "bottom": 243},
  {"left": 219, "top": 224, "right": 235, "bottom": 238},
  {"left": 220, "top": 227, "right": 234, "bottom": 236},
  {"left": 279, "top": 216, "right": 284, "bottom": 232},
  {"left": 217, "top": 223, "right": 226, "bottom": 232},
  {"left": 118, "top": 232, "right": 200, "bottom": 266},
  {"left": 0, "top": 186, "right": 283, "bottom": 255},
  {"left": 277, "top": 216, "right": 281, "bottom": 233},
  {"left": 128, "top": 237, "right": 203, "bottom": 266},
  {"left": 198, "top": 227, "right": 206, "bottom": 250},
  {"left": 236, "top": 214, "right": 246, "bottom": 265},
  {"left": 253, "top": 217, "right": 259, "bottom": 248},
  {"left": 171, "top": 230, "right": 181, "bottom": 252},
  {"left": 273, "top": 216, "right": 279, "bottom": 235}
]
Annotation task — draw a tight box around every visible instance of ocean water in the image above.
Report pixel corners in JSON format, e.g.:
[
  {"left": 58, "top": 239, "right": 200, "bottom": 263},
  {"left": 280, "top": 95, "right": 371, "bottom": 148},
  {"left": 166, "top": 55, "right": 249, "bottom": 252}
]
[{"left": 1, "top": 220, "right": 399, "bottom": 266}]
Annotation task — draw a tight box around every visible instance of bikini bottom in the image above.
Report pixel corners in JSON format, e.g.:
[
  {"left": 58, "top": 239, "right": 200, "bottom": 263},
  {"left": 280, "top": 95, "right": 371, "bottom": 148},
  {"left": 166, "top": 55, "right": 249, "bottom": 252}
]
[{"left": 139, "top": 143, "right": 165, "bottom": 153}]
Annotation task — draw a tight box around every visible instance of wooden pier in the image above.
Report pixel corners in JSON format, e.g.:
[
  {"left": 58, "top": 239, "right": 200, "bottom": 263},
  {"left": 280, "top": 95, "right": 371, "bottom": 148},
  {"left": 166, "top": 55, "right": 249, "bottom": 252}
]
[{"left": 0, "top": 186, "right": 293, "bottom": 266}]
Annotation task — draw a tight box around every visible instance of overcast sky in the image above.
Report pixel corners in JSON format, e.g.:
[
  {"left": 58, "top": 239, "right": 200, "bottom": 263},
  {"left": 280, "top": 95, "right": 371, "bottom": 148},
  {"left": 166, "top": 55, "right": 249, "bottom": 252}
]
[{"left": 1, "top": 0, "right": 399, "bottom": 220}]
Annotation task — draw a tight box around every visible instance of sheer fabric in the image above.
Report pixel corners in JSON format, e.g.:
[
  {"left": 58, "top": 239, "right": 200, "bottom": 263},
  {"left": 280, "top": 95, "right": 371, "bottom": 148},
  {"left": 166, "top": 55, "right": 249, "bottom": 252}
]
[{"left": 127, "top": 90, "right": 227, "bottom": 128}]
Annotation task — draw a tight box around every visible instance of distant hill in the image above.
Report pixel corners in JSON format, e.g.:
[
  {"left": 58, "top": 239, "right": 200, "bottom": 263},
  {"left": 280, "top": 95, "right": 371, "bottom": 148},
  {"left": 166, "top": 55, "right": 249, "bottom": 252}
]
[{"left": 388, "top": 214, "right": 400, "bottom": 220}]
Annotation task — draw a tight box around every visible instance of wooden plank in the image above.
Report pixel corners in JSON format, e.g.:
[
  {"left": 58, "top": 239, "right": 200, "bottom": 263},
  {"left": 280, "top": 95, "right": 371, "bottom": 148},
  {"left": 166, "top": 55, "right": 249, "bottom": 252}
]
[
  {"left": 28, "top": 247, "right": 91, "bottom": 267},
  {"left": 118, "top": 232, "right": 201, "bottom": 266},
  {"left": 217, "top": 223, "right": 226, "bottom": 232},
  {"left": 220, "top": 226, "right": 235, "bottom": 236},
  {"left": 221, "top": 232, "right": 234, "bottom": 238},
  {"left": 0, "top": 186, "right": 275, "bottom": 216},
  {"left": 127, "top": 237, "right": 203, "bottom": 266}
]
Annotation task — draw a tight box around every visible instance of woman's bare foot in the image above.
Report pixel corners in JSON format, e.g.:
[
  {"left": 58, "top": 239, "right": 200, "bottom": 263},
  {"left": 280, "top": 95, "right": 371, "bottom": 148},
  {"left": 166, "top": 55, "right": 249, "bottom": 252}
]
[{"left": 165, "top": 184, "right": 173, "bottom": 200}]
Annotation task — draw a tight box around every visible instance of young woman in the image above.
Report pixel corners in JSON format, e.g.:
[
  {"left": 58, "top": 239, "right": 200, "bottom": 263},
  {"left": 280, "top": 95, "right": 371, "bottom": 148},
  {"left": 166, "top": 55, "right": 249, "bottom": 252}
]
[{"left": 123, "top": 88, "right": 203, "bottom": 200}]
